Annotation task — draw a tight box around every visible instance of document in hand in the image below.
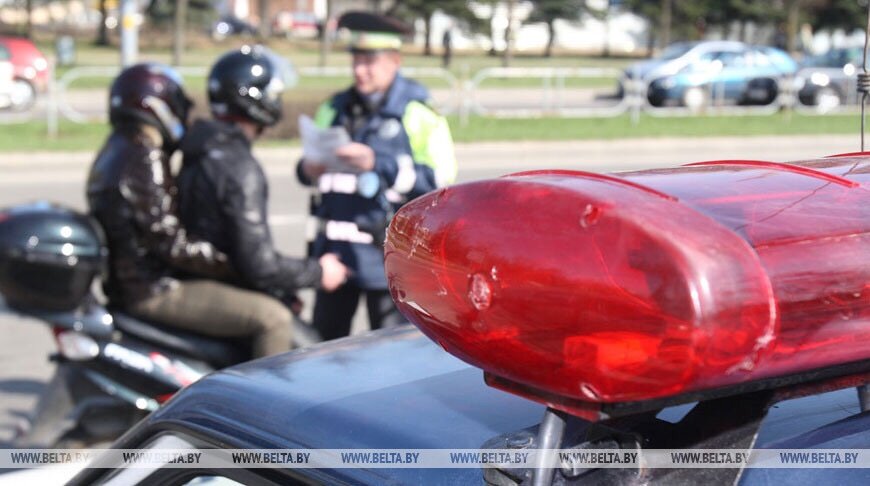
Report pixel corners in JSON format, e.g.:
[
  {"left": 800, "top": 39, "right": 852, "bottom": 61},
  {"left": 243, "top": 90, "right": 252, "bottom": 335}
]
[{"left": 298, "top": 114, "right": 356, "bottom": 172}]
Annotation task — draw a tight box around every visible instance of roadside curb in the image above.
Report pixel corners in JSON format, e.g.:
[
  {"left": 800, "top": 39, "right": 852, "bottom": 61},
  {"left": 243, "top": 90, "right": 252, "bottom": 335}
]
[{"left": 0, "top": 134, "right": 860, "bottom": 173}]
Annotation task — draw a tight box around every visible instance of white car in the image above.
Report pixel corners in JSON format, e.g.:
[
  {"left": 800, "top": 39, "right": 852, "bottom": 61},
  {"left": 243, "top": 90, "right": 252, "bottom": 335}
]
[{"left": 0, "top": 61, "right": 14, "bottom": 110}]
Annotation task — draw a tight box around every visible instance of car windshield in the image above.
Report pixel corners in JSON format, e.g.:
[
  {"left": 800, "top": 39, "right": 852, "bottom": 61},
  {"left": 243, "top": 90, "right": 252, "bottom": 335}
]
[
  {"left": 806, "top": 48, "right": 863, "bottom": 68},
  {"left": 660, "top": 42, "right": 695, "bottom": 60}
]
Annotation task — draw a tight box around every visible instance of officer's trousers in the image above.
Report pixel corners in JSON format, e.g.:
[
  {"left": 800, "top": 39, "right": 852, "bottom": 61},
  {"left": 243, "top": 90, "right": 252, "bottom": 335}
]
[{"left": 313, "top": 285, "right": 406, "bottom": 341}]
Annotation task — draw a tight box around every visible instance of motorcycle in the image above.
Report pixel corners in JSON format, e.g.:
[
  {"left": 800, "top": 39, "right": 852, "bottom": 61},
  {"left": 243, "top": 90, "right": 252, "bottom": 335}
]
[{"left": 0, "top": 201, "right": 321, "bottom": 448}]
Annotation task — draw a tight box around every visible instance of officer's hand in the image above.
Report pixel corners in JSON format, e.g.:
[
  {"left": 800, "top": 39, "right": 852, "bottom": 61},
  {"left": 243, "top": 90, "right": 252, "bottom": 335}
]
[
  {"left": 335, "top": 143, "right": 375, "bottom": 171},
  {"left": 301, "top": 159, "right": 327, "bottom": 179},
  {"left": 319, "top": 253, "right": 349, "bottom": 292}
]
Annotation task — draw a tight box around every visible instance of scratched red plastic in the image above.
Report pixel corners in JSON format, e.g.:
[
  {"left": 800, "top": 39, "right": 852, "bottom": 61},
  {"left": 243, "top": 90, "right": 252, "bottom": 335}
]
[{"left": 385, "top": 156, "right": 870, "bottom": 406}]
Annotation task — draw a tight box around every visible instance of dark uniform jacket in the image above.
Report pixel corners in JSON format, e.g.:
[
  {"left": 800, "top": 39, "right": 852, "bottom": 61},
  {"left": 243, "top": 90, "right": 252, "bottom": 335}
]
[
  {"left": 86, "top": 124, "right": 231, "bottom": 306},
  {"left": 177, "top": 119, "right": 322, "bottom": 299},
  {"left": 296, "top": 74, "right": 456, "bottom": 290}
]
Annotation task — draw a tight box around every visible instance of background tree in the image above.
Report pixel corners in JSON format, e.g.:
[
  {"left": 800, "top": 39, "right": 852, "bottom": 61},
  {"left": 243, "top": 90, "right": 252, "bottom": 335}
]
[
  {"left": 24, "top": 0, "right": 32, "bottom": 38},
  {"left": 502, "top": 0, "right": 515, "bottom": 67},
  {"left": 621, "top": 0, "right": 666, "bottom": 56},
  {"left": 387, "top": 0, "right": 437, "bottom": 55},
  {"left": 96, "top": 0, "right": 110, "bottom": 45},
  {"left": 773, "top": 0, "right": 833, "bottom": 53},
  {"left": 388, "top": 0, "right": 476, "bottom": 56},
  {"left": 529, "top": 0, "right": 598, "bottom": 57},
  {"left": 258, "top": 0, "right": 269, "bottom": 39},
  {"left": 618, "top": 0, "right": 865, "bottom": 55},
  {"left": 319, "top": 0, "right": 332, "bottom": 68},
  {"left": 807, "top": 0, "right": 865, "bottom": 32},
  {"left": 172, "top": 0, "right": 188, "bottom": 65},
  {"left": 622, "top": 0, "right": 767, "bottom": 54}
]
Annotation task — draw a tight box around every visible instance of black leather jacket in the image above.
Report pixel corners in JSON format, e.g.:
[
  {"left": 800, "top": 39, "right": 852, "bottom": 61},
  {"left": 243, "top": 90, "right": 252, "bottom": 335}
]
[
  {"left": 86, "top": 124, "right": 232, "bottom": 306},
  {"left": 177, "top": 119, "right": 322, "bottom": 298}
]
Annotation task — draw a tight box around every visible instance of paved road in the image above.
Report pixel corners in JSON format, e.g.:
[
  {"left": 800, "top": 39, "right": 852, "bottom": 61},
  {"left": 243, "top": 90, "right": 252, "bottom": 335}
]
[
  {"left": 0, "top": 134, "right": 860, "bottom": 449},
  {"left": 0, "top": 86, "right": 620, "bottom": 123}
]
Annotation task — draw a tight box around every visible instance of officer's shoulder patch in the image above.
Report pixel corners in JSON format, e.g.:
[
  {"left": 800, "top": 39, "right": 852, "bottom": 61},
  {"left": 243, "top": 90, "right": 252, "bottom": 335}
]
[{"left": 378, "top": 118, "right": 403, "bottom": 139}]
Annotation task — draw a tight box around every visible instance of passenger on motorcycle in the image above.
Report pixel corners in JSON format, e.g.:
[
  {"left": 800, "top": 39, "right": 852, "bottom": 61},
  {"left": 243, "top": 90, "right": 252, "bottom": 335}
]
[
  {"left": 86, "top": 63, "right": 310, "bottom": 358},
  {"left": 176, "top": 46, "right": 348, "bottom": 336}
]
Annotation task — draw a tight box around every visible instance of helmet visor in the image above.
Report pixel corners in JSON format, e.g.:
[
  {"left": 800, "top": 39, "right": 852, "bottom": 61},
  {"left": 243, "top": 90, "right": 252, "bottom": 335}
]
[{"left": 262, "top": 49, "right": 297, "bottom": 103}]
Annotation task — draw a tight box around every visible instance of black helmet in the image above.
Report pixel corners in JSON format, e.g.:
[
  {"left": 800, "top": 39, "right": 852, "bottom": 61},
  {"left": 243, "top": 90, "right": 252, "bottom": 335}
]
[
  {"left": 207, "top": 45, "right": 297, "bottom": 127},
  {"left": 109, "top": 63, "right": 193, "bottom": 146}
]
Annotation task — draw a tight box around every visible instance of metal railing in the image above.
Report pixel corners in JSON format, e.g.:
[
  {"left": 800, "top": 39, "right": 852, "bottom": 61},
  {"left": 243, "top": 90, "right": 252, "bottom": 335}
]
[
  {"left": 462, "top": 67, "right": 628, "bottom": 121},
  {"left": 1, "top": 64, "right": 861, "bottom": 136}
]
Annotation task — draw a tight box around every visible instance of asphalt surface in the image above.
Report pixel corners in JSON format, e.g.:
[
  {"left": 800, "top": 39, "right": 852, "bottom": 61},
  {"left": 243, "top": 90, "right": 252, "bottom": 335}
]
[
  {"left": 0, "top": 134, "right": 861, "bottom": 453},
  {"left": 0, "top": 86, "right": 619, "bottom": 123}
]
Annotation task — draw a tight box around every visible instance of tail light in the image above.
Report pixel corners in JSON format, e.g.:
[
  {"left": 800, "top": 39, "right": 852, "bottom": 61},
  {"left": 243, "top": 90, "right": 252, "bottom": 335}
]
[
  {"left": 54, "top": 328, "right": 99, "bottom": 361},
  {"left": 156, "top": 392, "right": 176, "bottom": 404},
  {"left": 385, "top": 157, "right": 870, "bottom": 418}
]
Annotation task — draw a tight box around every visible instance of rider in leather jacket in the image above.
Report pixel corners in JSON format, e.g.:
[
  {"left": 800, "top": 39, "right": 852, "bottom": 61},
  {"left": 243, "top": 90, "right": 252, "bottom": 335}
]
[
  {"left": 179, "top": 119, "right": 322, "bottom": 299},
  {"left": 87, "top": 63, "right": 302, "bottom": 358},
  {"left": 177, "top": 46, "right": 347, "bottom": 304},
  {"left": 87, "top": 63, "right": 229, "bottom": 305}
]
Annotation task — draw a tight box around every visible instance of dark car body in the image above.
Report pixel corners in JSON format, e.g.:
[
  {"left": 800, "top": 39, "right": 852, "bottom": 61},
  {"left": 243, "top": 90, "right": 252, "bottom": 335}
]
[
  {"left": 272, "top": 11, "right": 321, "bottom": 39},
  {"left": 69, "top": 326, "right": 869, "bottom": 485},
  {"left": 796, "top": 47, "right": 863, "bottom": 111},
  {"left": 212, "top": 16, "right": 258, "bottom": 41}
]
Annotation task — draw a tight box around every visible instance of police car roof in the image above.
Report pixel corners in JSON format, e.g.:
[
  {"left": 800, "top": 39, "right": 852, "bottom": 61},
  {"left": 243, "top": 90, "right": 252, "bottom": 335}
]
[
  {"left": 133, "top": 325, "right": 870, "bottom": 484},
  {"left": 148, "top": 326, "right": 542, "bottom": 483}
]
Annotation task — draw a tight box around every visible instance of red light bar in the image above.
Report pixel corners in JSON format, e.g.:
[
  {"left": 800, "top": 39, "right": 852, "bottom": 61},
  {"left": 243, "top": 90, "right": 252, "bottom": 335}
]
[
  {"left": 826, "top": 151, "right": 870, "bottom": 158},
  {"left": 385, "top": 157, "right": 870, "bottom": 417}
]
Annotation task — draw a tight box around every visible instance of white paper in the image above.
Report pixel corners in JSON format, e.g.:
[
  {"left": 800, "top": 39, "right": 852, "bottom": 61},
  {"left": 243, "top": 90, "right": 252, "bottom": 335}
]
[{"left": 299, "top": 114, "right": 354, "bottom": 172}]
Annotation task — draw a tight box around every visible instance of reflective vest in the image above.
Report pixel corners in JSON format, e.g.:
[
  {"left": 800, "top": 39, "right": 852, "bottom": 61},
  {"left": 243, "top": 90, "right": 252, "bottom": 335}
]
[{"left": 297, "top": 74, "right": 457, "bottom": 289}]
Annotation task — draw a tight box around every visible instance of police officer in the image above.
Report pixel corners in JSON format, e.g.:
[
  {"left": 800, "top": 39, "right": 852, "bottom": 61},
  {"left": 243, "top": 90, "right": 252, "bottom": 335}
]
[
  {"left": 87, "top": 63, "right": 297, "bottom": 358},
  {"left": 177, "top": 46, "right": 348, "bottom": 343},
  {"left": 297, "top": 12, "right": 458, "bottom": 340}
]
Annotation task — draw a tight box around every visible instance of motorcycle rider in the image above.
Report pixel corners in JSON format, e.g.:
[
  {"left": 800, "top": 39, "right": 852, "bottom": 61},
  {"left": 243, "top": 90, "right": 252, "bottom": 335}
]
[
  {"left": 86, "top": 63, "right": 306, "bottom": 358},
  {"left": 177, "top": 46, "right": 348, "bottom": 321}
]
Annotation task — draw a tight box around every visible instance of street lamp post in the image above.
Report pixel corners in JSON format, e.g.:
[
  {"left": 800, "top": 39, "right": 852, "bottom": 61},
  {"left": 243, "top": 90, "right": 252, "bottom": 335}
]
[{"left": 120, "top": 0, "right": 139, "bottom": 67}]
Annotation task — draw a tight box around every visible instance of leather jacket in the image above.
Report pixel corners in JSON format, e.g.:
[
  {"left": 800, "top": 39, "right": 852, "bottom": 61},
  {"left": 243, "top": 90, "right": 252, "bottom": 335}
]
[
  {"left": 177, "top": 119, "right": 322, "bottom": 299},
  {"left": 86, "top": 124, "right": 232, "bottom": 306}
]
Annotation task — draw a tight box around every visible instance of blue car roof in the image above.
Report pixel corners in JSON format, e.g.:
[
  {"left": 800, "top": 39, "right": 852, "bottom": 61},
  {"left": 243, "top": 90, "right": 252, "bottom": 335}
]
[
  {"left": 143, "top": 326, "right": 867, "bottom": 484},
  {"left": 150, "top": 326, "right": 544, "bottom": 484}
]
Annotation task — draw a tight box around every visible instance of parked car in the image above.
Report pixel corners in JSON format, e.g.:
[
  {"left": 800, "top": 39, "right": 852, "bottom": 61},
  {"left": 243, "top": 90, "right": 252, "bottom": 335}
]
[
  {"left": 0, "top": 36, "right": 49, "bottom": 111},
  {"left": 211, "top": 16, "right": 258, "bottom": 41},
  {"left": 0, "top": 60, "right": 14, "bottom": 109},
  {"left": 272, "top": 11, "right": 321, "bottom": 39},
  {"left": 621, "top": 41, "right": 798, "bottom": 111},
  {"left": 69, "top": 154, "right": 870, "bottom": 486},
  {"left": 795, "top": 47, "right": 863, "bottom": 112}
]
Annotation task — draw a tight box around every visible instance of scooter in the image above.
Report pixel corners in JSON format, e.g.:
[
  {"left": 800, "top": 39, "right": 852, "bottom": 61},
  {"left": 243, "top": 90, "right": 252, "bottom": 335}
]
[{"left": 0, "top": 201, "right": 320, "bottom": 447}]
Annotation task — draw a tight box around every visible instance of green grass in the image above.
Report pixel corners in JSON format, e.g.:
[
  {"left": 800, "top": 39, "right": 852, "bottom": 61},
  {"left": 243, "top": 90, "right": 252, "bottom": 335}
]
[
  {"left": 48, "top": 40, "right": 632, "bottom": 91},
  {"left": 0, "top": 121, "right": 110, "bottom": 152},
  {"left": 475, "top": 76, "right": 617, "bottom": 89},
  {"left": 1, "top": 113, "right": 861, "bottom": 152},
  {"left": 55, "top": 66, "right": 616, "bottom": 91},
  {"left": 44, "top": 39, "right": 635, "bottom": 71},
  {"left": 60, "top": 71, "right": 583, "bottom": 91},
  {"left": 446, "top": 113, "right": 863, "bottom": 142}
]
